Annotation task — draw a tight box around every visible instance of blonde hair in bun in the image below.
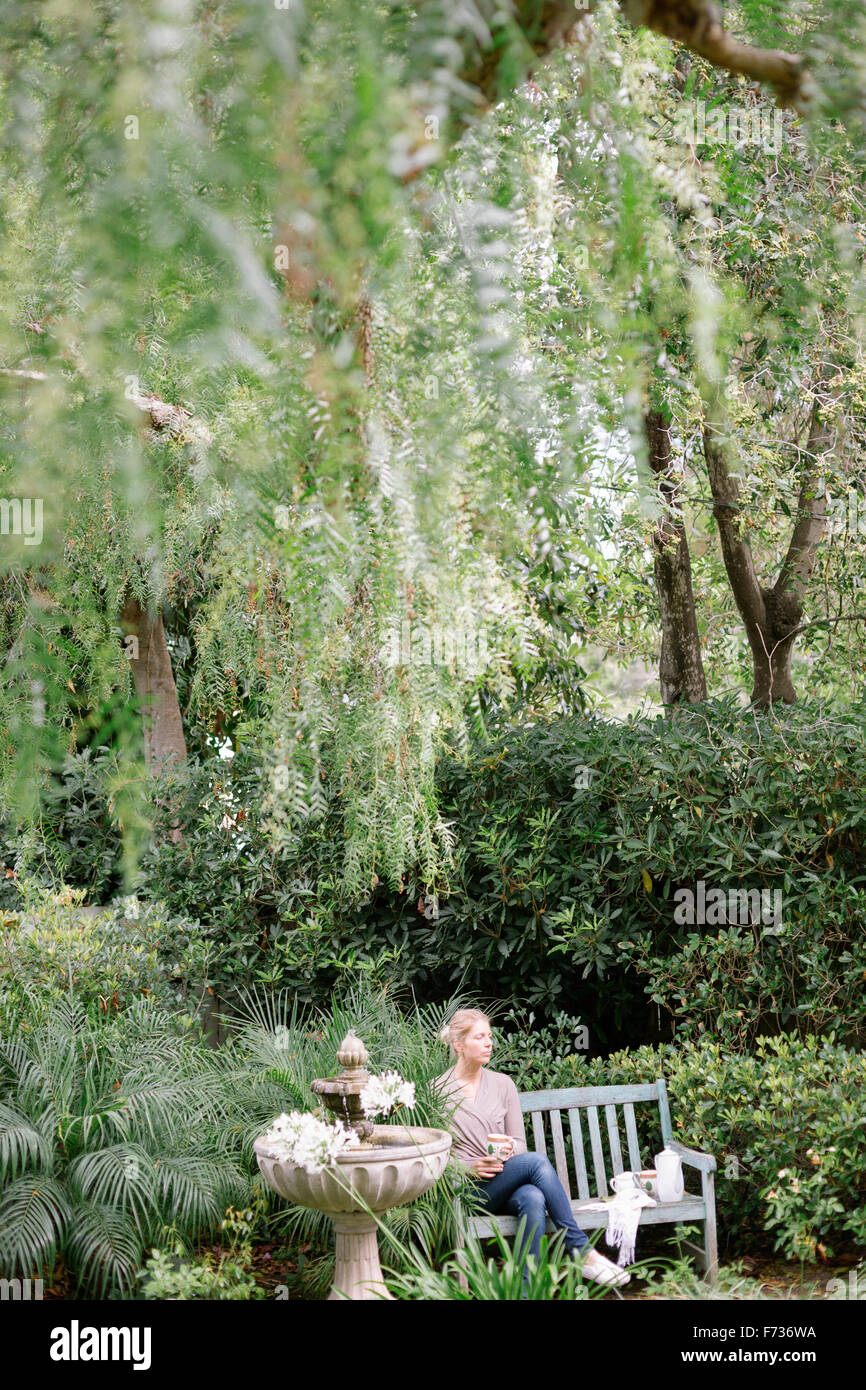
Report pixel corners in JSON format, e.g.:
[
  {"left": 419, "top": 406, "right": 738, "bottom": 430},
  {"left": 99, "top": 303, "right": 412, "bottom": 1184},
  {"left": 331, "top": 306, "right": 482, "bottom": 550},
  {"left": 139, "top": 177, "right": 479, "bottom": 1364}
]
[{"left": 440, "top": 1008, "right": 491, "bottom": 1056}]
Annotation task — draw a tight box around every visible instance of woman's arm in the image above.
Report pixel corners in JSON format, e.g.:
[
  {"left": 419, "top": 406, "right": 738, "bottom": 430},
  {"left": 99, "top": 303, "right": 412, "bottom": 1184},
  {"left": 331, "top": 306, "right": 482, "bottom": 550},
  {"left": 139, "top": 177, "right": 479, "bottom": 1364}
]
[{"left": 503, "top": 1077, "right": 528, "bottom": 1155}]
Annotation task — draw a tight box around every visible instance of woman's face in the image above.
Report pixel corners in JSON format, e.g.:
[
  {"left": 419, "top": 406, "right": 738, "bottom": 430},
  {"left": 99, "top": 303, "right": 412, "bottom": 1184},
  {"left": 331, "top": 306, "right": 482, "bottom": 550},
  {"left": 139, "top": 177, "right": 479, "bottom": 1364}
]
[{"left": 457, "top": 1020, "right": 493, "bottom": 1066}]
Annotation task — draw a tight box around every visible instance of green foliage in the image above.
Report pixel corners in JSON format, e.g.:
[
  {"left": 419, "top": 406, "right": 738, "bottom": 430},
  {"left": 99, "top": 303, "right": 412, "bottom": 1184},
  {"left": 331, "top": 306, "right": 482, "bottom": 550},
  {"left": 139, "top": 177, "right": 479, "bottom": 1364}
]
[
  {"left": 9, "top": 698, "right": 864, "bottom": 1052},
  {"left": 139, "top": 1207, "right": 264, "bottom": 1301},
  {"left": 491, "top": 1009, "right": 591, "bottom": 1093},
  {"left": 0, "top": 0, "right": 579, "bottom": 891},
  {"left": 139, "top": 1244, "right": 261, "bottom": 1300},
  {"left": 0, "top": 749, "right": 125, "bottom": 906},
  {"left": 503, "top": 1034, "right": 866, "bottom": 1262},
  {"left": 0, "top": 991, "right": 255, "bottom": 1295},
  {"left": 0, "top": 880, "right": 222, "bottom": 1025},
  {"left": 227, "top": 977, "right": 463, "bottom": 1129},
  {"left": 383, "top": 1221, "right": 625, "bottom": 1301},
  {"left": 618, "top": 876, "right": 866, "bottom": 1050},
  {"left": 419, "top": 700, "right": 866, "bottom": 1045},
  {"left": 634, "top": 1254, "right": 830, "bottom": 1301},
  {"left": 3, "top": 0, "right": 865, "bottom": 897}
]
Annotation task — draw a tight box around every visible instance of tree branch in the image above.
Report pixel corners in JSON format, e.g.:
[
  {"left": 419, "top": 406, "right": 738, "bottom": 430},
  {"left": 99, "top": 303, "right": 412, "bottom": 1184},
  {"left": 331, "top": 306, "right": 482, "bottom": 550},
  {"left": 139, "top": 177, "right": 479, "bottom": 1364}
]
[
  {"left": 460, "top": 1, "right": 809, "bottom": 110},
  {"left": 126, "top": 390, "right": 212, "bottom": 449},
  {"left": 0, "top": 368, "right": 211, "bottom": 448},
  {"left": 619, "top": 1, "right": 805, "bottom": 106}
]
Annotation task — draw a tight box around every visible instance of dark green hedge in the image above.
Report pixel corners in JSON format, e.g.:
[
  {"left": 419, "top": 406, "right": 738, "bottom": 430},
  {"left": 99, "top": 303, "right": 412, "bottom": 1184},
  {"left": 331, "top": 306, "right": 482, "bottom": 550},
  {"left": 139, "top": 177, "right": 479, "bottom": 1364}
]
[{"left": 3, "top": 698, "right": 865, "bottom": 1052}]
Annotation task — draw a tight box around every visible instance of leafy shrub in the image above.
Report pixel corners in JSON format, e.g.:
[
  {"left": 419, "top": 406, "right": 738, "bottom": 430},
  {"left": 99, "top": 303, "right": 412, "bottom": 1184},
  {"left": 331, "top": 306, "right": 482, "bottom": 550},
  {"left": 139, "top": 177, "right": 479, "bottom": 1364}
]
[
  {"left": 617, "top": 877, "right": 866, "bottom": 1050},
  {"left": 0, "top": 747, "right": 125, "bottom": 909},
  {"left": 501, "top": 1032, "right": 866, "bottom": 1261},
  {"left": 427, "top": 700, "right": 866, "bottom": 1048},
  {"left": 150, "top": 700, "right": 866, "bottom": 1049},
  {"left": 634, "top": 1255, "right": 832, "bottom": 1301},
  {"left": 5, "top": 698, "right": 866, "bottom": 1049},
  {"left": 139, "top": 1208, "right": 265, "bottom": 1300},
  {"left": 139, "top": 1245, "right": 262, "bottom": 1299},
  {"left": 138, "top": 751, "right": 447, "bottom": 1010},
  {"left": 492, "top": 1008, "right": 590, "bottom": 1092},
  {"left": 0, "top": 991, "right": 259, "bottom": 1295},
  {"left": 0, "top": 881, "right": 222, "bottom": 1025}
]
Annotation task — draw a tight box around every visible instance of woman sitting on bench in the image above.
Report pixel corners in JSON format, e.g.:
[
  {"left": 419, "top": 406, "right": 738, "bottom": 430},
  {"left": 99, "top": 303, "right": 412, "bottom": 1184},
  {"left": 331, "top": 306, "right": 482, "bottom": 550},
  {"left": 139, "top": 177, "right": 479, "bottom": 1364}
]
[{"left": 437, "top": 1007, "right": 629, "bottom": 1289}]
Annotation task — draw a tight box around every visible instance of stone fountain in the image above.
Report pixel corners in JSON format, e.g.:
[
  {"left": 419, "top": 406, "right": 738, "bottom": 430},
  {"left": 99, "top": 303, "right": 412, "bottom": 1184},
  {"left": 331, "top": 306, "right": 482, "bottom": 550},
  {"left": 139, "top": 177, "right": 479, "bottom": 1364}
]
[
  {"left": 253, "top": 1031, "right": 451, "bottom": 1300},
  {"left": 310, "top": 1029, "right": 376, "bottom": 1142}
]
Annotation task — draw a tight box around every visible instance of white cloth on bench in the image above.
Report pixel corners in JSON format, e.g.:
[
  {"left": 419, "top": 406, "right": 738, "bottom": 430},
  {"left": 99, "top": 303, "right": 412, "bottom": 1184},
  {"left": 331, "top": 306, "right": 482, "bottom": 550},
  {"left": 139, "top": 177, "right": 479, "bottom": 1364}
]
[{"left": 580, "top": 1186, "right": 657, "bottom": 1267}]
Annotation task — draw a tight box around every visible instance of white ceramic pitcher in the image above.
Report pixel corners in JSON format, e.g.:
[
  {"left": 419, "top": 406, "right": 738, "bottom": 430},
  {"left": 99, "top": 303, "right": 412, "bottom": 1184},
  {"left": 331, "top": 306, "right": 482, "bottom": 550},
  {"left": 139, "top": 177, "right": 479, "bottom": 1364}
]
[{"left": 653, "top": 1147, "right": 684, "bottom": 1202}]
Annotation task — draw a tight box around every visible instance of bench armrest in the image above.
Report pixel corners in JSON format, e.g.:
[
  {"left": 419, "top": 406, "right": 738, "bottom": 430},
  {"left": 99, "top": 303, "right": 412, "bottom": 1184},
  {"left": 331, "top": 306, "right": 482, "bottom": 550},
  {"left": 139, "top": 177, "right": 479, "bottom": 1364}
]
[{"left": 666, "top": 1139, "right": 717, "bottom": 1174}]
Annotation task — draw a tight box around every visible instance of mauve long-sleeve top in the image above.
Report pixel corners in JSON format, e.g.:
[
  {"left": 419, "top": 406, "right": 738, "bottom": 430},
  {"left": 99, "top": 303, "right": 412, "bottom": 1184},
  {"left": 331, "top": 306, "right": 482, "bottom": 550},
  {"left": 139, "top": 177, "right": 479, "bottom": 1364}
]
[{"left": 436, "top": 1066, "right": 528, "bottom": 1172}]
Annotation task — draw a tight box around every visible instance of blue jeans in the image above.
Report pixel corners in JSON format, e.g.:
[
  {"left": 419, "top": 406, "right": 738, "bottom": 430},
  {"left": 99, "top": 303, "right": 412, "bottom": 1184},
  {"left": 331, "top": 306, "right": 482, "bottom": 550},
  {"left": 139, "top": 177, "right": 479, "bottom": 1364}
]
[{"left": 475, "top": 1151, "right": 590, "bottom": 1269}]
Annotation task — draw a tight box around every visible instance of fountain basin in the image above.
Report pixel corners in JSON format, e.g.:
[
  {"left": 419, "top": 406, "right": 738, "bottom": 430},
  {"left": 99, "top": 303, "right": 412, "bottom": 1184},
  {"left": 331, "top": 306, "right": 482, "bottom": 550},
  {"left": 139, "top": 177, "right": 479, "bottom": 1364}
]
[
  {"left": 254, "top": 1124, "right": 452, "bottom": 1300},
  {"left": 254, "top": 1124, "right": 451, "bottom": 1213}
]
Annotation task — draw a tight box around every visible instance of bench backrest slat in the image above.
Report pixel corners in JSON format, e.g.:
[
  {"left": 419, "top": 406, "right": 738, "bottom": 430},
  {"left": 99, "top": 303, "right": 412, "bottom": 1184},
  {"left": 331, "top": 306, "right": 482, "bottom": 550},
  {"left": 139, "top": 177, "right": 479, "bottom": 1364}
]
[
  {"left": 530, "top": 1109, "right": 546, "bottom": 1157},
  {"left": 605, "top": 1103, "right": 624, "bottom": 1177},
  {"left": 657, "top": 1078, "right": 673, "bottom": 1145},
  {"left": 585, "top": 1105, "right": 607, "bottom": 1193},
  {"left": 568, "top": 1107, "right": 591, "bottom": 1201},
  {"left": 549, "top": 1109, "right": 571, "bottom": 1199},
  {"left": 519, "top": 1082, "right": 662, "bottom": 1109},
  {"left": 623, "top": 1101, "right": 642, "bottom": 1172}
]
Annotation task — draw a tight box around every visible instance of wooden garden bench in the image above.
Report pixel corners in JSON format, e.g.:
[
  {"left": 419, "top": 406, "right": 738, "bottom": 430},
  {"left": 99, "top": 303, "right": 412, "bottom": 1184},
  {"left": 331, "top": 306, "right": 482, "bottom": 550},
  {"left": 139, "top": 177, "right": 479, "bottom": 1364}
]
[{"left": 456, "top": 1079, "right": 718, "bottom": 1283}]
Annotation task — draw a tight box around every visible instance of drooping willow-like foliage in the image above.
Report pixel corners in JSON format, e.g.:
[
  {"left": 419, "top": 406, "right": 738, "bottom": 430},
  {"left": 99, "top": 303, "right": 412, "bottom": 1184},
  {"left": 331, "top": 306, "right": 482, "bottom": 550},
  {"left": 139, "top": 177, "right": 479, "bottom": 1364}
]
[{"left": 1, "top": 2, "right": 865, "bottom": 892}]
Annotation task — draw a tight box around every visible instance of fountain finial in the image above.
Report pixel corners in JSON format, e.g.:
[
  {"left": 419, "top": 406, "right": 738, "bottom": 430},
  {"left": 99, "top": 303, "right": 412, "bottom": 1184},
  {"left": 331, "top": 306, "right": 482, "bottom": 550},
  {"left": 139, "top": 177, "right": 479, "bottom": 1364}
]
[{"left": 336, "top": 1030, "right": 369, "bottom": 1074}]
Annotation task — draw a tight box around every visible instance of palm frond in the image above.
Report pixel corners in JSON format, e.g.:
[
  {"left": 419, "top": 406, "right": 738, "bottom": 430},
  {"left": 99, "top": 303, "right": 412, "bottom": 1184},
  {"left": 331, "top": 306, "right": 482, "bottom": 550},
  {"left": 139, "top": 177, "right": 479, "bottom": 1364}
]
[
  {"left": 0, "top": 1102, "right": 52, "bottom": 1177},
  {"left": 0, "top": 1175, "right": 70, "bottom": 1277},
  {"left": 64, "top": 1199, "right": 145, "bottom": 1298},
  {"left": 67, "top": 1145, "right": 159, "bottom": 1232},
  {"left": 154, "top": 1153, "right": 248, "bottom": 1230},
  {"left": 0, "top": 992, "right": 260, "bottom": 1294}
]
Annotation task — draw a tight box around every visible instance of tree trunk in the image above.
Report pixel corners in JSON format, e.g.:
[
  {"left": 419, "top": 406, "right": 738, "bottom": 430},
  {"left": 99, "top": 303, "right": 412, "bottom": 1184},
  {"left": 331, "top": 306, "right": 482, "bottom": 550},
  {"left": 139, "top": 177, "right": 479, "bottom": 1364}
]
[
  {"left": 703, "top": 389, "right": 836, "bottom": 707},
  {"left": 646, "top": 410, "right": 707, "bottom": 704},
  {"left": 115, "top": 389, "right": 210, "bottom": 779},
  {"left": 750, "top": 397, "right": 836, "bottom": 702},
  {"left": 120, "top": 597, "right": 187, "bottom": 772}
]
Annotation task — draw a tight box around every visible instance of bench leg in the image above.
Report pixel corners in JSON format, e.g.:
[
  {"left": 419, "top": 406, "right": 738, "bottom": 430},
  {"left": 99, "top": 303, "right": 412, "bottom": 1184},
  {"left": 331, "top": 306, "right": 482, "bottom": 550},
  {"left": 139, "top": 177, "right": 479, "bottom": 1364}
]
[
  {"left": 454, "top": 1206, "right": 469, "bottom": 1291},
  {"left": 701, "top": 1171, "right": 719, "bottom": 1285}
]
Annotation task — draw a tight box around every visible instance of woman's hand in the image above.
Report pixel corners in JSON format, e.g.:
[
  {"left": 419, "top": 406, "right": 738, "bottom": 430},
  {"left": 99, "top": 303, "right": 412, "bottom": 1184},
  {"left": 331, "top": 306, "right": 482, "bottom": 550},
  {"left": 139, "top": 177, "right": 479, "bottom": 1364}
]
[
  {"left": 471, "top": 1140, "right": 515, "bottom": 1178},
  {"left": 471, "top": 1154, "right": 505, "bottom": 1178}
]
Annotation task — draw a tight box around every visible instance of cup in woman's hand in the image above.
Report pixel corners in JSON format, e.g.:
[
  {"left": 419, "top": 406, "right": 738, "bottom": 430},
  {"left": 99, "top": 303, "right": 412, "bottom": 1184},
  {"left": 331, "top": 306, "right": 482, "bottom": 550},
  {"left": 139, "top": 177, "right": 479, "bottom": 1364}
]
[{"left": 486, "top": 1133, "right": 514, "bottom": 1160}]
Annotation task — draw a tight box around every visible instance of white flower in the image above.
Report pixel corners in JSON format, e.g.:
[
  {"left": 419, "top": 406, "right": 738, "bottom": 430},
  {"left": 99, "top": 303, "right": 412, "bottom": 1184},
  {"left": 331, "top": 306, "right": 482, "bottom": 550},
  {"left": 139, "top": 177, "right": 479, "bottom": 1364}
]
[
  {"left": 260, "top": 1111, "right": 357, "bottom": 1174},
  {"left": 122, "top": 895, "right": 140, "bottom": 920},
  {"left": 360, "top": 1070, "right": 416, "bottom": 1119}
]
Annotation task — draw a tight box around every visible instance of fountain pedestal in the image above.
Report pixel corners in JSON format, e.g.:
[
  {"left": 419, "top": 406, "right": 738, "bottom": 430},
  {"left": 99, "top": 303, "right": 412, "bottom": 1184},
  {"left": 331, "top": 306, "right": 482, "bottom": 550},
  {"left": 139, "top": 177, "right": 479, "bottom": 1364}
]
[{"left": 330, "top": 1212, "right": 391, "bottom": 1301}]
